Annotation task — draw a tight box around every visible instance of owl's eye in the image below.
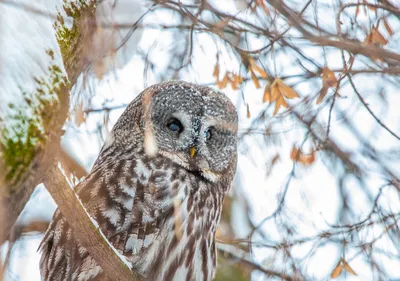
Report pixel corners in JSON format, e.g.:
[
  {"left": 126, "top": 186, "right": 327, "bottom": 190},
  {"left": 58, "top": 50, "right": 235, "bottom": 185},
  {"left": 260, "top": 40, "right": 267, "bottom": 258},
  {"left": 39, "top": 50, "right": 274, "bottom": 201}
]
[
  {"left": 205, "top": 128, "right": 212, "bottom": 141},
  {"left": 167, "top": 118, "right": 183, "bottom": 133}
]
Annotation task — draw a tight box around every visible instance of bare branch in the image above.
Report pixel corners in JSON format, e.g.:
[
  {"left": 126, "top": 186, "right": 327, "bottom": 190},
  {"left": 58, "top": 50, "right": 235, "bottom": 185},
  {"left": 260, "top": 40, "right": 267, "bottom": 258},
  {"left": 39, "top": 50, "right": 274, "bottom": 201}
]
[
  {"left": 217, "top": 243, "right": 301, "bottom": 281},
  {"left": 267, "top": 0, "right": 400, "bottom": 64}
]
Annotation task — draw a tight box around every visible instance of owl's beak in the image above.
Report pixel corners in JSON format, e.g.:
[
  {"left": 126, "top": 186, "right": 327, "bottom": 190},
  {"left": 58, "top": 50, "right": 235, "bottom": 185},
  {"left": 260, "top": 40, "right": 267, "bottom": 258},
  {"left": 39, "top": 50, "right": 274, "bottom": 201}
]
[{"left": 189, "top": 146, "right": 197, "bottom": 158}]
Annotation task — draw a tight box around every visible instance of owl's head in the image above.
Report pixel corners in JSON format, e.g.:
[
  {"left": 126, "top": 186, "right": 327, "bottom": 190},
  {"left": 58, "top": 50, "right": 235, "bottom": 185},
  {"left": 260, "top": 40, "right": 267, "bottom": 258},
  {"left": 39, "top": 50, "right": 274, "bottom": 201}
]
[{"left": 111, "top": 81, "right": 238, "bottom": 183}]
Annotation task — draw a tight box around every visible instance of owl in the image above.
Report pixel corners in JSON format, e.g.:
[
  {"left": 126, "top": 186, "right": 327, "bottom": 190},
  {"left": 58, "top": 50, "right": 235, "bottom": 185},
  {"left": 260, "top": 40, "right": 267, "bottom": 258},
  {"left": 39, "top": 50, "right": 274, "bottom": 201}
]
[{"left": 39, "top": 81, "right": 238, "bottom": 281}]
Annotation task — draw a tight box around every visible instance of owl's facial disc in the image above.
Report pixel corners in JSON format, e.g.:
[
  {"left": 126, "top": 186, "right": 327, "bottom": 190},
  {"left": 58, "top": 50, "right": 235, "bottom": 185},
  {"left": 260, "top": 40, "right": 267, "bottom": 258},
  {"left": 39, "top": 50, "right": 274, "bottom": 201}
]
[
  {"left": 152, "top": 109, "right": 236, "bottom": 183},
  {"left": 148, "top": 82, "right": 237, "bottom": 182},
  {"left": 156, "top": 112, "right": 214, "bottom": 179}
]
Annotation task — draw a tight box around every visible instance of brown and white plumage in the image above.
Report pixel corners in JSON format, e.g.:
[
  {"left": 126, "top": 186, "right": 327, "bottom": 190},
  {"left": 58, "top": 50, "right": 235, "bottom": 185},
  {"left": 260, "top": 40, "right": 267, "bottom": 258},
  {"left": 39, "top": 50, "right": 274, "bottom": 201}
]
[{"left": 40, "top": 81, "right": 238, "bottom": 281}]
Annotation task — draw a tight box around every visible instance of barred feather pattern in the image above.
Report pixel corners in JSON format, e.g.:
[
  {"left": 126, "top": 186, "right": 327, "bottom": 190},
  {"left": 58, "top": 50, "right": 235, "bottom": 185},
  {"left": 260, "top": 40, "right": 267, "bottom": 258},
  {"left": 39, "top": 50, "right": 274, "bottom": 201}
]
[
  {"left": 40, "top": 148, "right": 227, "bottom": 281},
  {"left": 40, "top": 81, "right": 237, "bottom": 281}
]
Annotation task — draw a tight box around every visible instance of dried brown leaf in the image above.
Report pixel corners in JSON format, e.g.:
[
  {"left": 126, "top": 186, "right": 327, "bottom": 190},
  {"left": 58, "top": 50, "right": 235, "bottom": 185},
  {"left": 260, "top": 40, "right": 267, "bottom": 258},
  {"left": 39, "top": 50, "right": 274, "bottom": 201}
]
[
  {"left": 230, "top": 81, "right": 239, "bottom": 90},
  {"left": 290, "top": 146, "right": 316, "bottom": 165},
  {"left": 263, "top": 84, "right": 271, "bottom": 103},
  {"left": 233, "top": 73, "right": 243, "bottom": 89},
  {"left": 213, "top": 63, "right": 220, "bottom": 78},
  {"left": 261, "top": 2, "right": 271, "bottom": 16},
  {"left": 251, "top": 70, "right": 261, "bottom": 89},
  {"left": 273, "top": 96, "right": 288, "bottom": 116},
  {"left": 247, "top": 104, "right": 251, "bottom": 118},
  {"left": 342, "top": 259, "right": 357, "bottom": 276},
  {"left": 365, "top": 27, "right": 388, "bottom": 46},
  {"left": 270, "top": 81, "right": 280, "bottom": 102},
  {"left": 216, "top": 71, "right": 243, "bottom": 90},
  {"left": 372, "top": 28, "right": 388, "bottom": 45},
  {"left": 250, "top": 60, "right": 268, "bottom": 78},
  {"left": 322, "top": 67, "right": 337, "bottom": 87},
  {"left": 244, "top": 56, "right": 268, "bottom": 80},
  {"left": 226, "top": 73, "right": 238, "bottom": 90},
  {"left": 275, "top": 78, "right": 299, "bottom": 99},
  {"left": 254, "top": 0, "right": 271, "bottom": 16},
  {"left": 273, "top": 79, "right": 298, "bottom": 115},
  {"left": 217, "top": 73, "right": 229, "bottom": 89},
  {"left": 363, "top": 33, "right": 373, "bottom": 45},
  {"left": 317, "top": 67, "right": 337, "bottom": 104},
  {"left": 290, "top": 146, "right": 300, "bottom": 160},
  {"left": 316, "top": 86, "right": 329, "bottom": 105},
  {"left": 234, "top": 73, "right": 244, "bottom": 85},
  {"left": 264, "top": 78, "right": 300, "bottom": 115},
  {"left": 331, "top": 262, "right": 343, "bottom": 279},
  {"left": 271, "top": 154, "right": 280, "bottom": 165},
  {"left": 383, "top": 17, "right": 394, "bottom": 36}
]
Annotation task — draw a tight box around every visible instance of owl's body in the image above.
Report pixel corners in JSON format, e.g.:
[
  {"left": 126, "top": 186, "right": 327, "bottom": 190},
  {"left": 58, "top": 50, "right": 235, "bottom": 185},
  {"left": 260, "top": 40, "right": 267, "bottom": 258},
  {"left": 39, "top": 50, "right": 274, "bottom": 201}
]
[{"left": 40, "top": 81, "right": 237, "bottom": 281}]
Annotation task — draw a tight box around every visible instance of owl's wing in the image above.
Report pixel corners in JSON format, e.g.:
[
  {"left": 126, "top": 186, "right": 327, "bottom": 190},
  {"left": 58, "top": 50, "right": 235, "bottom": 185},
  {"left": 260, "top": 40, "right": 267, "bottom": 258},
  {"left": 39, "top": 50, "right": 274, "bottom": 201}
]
[
  {"left": 39, "top": 169, "right": 113, "bottom": 281},
  {"left": 40, "top": 208, "right": 106, "bottom": 281},
  {"left": 40, "top": 157, "right": 173, "bottom": 280}
]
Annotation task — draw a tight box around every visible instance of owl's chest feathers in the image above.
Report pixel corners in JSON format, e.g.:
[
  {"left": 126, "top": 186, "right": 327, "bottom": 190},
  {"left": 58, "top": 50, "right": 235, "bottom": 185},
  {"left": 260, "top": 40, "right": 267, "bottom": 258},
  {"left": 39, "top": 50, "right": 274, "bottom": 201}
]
[
  {"left": 85, "top": 156, "right": 225, "bottom": 280},
  {"left": 136, "top": 178, "right": 223, "bottom": 281}
]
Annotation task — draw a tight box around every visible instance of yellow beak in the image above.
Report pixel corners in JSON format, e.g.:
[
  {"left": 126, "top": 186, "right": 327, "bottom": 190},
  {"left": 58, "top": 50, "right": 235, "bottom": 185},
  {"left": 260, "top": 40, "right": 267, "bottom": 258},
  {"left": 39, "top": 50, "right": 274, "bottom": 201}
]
[{"left": 189, "top": 146, "right": 196, "bottom": 158}]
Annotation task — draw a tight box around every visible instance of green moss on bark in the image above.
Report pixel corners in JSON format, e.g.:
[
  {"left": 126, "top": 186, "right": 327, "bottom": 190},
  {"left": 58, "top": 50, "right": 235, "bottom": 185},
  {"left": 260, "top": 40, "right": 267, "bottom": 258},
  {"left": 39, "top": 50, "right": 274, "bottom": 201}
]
[
  {"left": 0, "top": 54, "right": 68, "bottom": 188},
  {"left": 0, "top": 0, "right": 95, "bottom": 189},
  {"left": 54, "top": 0, "right": 96, "bottom": 74}
]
